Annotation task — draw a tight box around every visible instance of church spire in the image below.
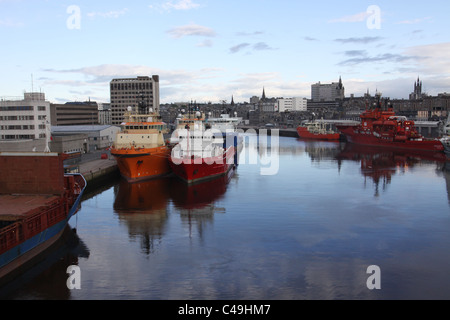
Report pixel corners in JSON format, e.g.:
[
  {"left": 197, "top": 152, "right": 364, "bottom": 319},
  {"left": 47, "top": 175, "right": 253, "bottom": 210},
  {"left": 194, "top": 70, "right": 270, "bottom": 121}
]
[
  {"left": 262, "top": 87, "right": 266, "bottom": 101},
  {"left": 231, "top": 95, "right": 235, "bottom": 105}
]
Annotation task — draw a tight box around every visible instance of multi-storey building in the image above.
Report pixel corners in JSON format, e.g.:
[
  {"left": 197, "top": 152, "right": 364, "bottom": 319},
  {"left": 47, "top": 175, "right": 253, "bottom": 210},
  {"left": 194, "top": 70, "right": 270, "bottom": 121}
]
[
  {"left": 277, "top": 97, "right": 307, "bottom": 112},
  {"left": 110, "top": 76, "right": 160, "bottom": 125},
  {"left": 311, "top": 77, "right": 345, "bottom": 102},
  {"left": 50, "top": 101, "right": 99, "bottom": 126},
  {"left": 0, "top": 92, "right": 51, "bottom": 140},
  {"left": 98, "top": 103, "right": 112, "bottom": 125}
]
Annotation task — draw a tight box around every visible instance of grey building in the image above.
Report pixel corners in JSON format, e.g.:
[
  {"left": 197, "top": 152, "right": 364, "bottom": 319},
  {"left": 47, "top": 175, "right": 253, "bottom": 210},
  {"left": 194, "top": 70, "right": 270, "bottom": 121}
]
[
  {"left": 50, "top": 101, "right": 99, "bottom": 126},
  {"left": 51, "top": 125, "right": 120, "bottom": 151},
  {"left": 110, "top": 76, "right": 160, "bottom": 125},
  {"left": 311, "top": 77, "right": 345, "bottom": 102}
]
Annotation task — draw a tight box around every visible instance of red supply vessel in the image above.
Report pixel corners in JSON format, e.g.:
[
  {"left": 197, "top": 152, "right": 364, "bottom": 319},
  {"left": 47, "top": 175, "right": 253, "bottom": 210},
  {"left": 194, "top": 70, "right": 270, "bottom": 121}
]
[
  {"left": 336, "top": 95, "right": 444, "bottom": 152},
  {"left": 297, "top": 121, "right": 341, "bottom": 141}
]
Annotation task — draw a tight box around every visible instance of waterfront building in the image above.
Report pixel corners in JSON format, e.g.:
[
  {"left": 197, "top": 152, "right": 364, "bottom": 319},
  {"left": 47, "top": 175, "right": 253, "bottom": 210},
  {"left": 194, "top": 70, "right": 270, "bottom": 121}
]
[
  {"left": 277, "top": 97, "right": 307, "bottom": 112},
  {"left": 311, "top": 77, "right": 345, "bottom": 102},
  {"left": 0, "top": 92, "right": 50, "bottom": 141},
  {"left": 50, "top": 101, "right": 99, "bottom": 126},
  {"left": 98, "top": 103, "right": 112, "bottom": 125},
  {"left": 51, "top": 125, "right": 120, "bottom": 151},
  {"left": 110, "top": 76, "right": 160, "bottom": 125}
]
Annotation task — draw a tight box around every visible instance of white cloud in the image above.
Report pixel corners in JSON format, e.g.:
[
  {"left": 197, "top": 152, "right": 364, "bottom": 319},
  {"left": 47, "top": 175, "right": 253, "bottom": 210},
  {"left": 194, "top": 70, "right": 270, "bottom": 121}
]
[
  {"left": 162, "top": 0, "right": 200, "bottom": 11},
  {"left": 405, "top": 42, "right": 450, "bottom": 75},
  {"left": 196, "top": 39, "right": 213, "bottom": 47},
  {"left": 167, "top": 23, "right": 216, "bottom": 38},
  {"left": 0, "top": 18, "right": 23, "bottom": 27},
  {"left": 87, "top": 8, "right": 128, "bottom": 19},
  {"left": 149, "top": 0, "right": 200, "bottom": 12},
  {"left": 397, "top": 17, "right": 432, "bottom": 25},
  {"left": 329, "top": 11, "right": 370, "bottom": 23}
]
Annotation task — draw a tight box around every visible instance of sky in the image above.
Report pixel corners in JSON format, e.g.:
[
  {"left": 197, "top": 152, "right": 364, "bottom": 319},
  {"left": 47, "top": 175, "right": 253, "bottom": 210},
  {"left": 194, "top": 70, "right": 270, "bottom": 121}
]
[{"left": 1, "top": 0, "right": 450, "bottom": 104}]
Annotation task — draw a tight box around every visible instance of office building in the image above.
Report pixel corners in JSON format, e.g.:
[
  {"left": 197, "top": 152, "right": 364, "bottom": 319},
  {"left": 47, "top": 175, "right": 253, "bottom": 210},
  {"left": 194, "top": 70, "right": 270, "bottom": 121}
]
[
  {"left": 311, "top": 77, "right": 345, "bottom": 102},
  {"left": 110, "top": 76, "right": 160, "bottom": 125},
  {"left": 0, "top": 92, "right": 51, "bottom": 141},
  {"left": 277, "top": 97, "right": 307, "bottom": 112},
  {"left": 50, "top": 101, "right": 99, "bottom": 126}
]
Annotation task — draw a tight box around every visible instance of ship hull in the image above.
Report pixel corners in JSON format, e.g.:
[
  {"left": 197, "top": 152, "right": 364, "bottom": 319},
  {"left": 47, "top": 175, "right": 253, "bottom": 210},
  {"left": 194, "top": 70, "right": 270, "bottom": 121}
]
[
  {"left": 297, "top": 126, "right": 341, "bottom": 141},
  {"left": 111, "top": 146, "right": 171, "bottom": 182},
  {"left": 337, "top": 125, "right": 444, "bottom": 152},
  {"left": 169, "top": 146, "right": 235, "bottom": 184},
  {"left": 0, "top": 173, "right": 86, "bottom": 284},
  {"left": 441, "top": 137, "right": 450, "bottom": 157}
]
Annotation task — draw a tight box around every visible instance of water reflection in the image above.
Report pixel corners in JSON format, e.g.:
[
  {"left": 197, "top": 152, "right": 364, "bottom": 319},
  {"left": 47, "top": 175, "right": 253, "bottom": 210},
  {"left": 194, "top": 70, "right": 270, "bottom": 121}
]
[
  {"left": 114, "top": 178, "right": 170, "bottom": 255},
  {"left": 335, "top": 143, "right": 447, "bottom": 197},
  {"left": 440, "top": 161, "right": 450, "bottom": 206},
  {"left": 302, "top": 140, "right": 343, "bottom": 162},
  {"left": 113, "top": 167, "right": 236, "bottom": 247},
  {"left": 0, "top": 226, "right": 90, "bottom": 299},
  {"left": 171, "top": 167, "right": 235, "bottom": 238}
]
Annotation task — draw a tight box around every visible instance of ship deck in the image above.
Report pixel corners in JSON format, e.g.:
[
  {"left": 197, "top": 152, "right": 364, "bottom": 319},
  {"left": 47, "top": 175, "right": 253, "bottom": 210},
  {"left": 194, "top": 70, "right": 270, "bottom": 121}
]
[{"left": 0, "top": 194, "right": 61, "bottom": 221}]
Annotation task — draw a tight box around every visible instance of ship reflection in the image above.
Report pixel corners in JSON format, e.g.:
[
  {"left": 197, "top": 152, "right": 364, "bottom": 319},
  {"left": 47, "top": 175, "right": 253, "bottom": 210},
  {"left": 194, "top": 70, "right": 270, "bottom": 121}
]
[
  {"left": 170, "top": 167, "right": 235, "bottom": 239},
  {"left": 336, "top": 143, "right": 446, "bottom": 197},
  {"left": 0, "top": 226, "right": 89, "bottom": 299},
  {"left": 113, "top": 167, "right": 236, "bottom": 248},
  {"left": 114, "top": 178, "right": 170, "bottom": 255}
]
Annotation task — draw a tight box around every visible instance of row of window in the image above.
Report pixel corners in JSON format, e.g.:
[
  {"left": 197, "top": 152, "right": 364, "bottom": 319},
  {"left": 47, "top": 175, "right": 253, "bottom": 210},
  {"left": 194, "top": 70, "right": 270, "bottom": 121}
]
[
  {"left": 0, "top": 106, "right": 47, "bottom": 111},
  {"left": 1, "top": 134, "right": 37, "bottom": 140},
  {"left": 124, "top": 125, "right": 166, "bottom": 131},
  {"left": 0, "top": 115, "right": 36, "bottom": 121},
  {"left": 0, "top": 125, "right": 46, "bottom": 130},
  {"left": 111, "top": 83, "right": 153, "bottom": 91}
]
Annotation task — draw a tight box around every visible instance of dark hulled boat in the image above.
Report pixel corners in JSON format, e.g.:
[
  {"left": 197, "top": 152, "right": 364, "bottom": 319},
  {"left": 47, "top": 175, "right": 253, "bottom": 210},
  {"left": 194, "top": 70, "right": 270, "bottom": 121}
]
[{"left": 0, "top": 152, "right": 86, "bottom": 285}]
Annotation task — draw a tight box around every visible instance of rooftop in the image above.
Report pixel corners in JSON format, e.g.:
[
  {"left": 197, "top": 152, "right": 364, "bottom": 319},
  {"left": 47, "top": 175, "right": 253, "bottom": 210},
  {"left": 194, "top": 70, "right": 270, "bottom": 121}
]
[{"left": 51, "top": 125, "right": 118, "bottom": 132}]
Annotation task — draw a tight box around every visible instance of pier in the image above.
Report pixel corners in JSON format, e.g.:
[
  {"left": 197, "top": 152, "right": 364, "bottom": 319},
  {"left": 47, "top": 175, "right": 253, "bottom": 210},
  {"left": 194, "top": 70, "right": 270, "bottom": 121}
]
[{"left": 72, "top": 151, "right": 119, "bottom": 188}]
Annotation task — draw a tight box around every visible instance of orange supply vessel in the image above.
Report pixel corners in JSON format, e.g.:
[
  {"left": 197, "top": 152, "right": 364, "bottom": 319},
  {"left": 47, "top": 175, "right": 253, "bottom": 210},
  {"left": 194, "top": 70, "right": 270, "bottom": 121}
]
[
  {"left": 297, "top": 121, "right": 341, "bottom": 141},
  {"left": 110, "top": 97, "right": 171, "bottom": 182}
]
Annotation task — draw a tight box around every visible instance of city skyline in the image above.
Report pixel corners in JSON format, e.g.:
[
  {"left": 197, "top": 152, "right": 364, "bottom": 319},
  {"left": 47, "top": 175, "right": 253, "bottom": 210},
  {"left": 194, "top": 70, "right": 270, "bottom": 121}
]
[{"left": 1, "top": 0, "right": 450, "bottom": 104}]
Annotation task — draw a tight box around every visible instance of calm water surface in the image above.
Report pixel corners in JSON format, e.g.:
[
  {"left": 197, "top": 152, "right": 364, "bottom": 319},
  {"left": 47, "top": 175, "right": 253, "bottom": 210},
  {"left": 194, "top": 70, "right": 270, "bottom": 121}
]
[{"left": 2, "top": 135, "right": 450, "bottom": 300}]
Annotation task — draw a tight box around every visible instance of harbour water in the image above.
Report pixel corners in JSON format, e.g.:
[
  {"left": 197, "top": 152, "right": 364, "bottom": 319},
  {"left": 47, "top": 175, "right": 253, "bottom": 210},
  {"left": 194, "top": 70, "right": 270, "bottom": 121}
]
[{"left": 1, "top": 134, "right": 450, "bottom": 300}]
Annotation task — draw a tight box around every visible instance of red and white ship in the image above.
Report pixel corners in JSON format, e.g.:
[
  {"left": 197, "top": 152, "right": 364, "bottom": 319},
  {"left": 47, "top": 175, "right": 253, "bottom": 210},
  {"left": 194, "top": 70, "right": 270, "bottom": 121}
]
[
  {"left": 336, "top": 94, "right": 444, "bottom": 153},
  {"left": 169, "top": 106, "right": 236, "bottom": 184}
]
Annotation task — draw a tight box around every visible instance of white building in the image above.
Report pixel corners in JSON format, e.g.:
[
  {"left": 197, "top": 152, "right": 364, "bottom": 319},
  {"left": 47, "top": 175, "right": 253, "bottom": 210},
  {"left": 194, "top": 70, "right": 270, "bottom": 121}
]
[
  {"left": 98, "top": 103, "right": 112, "bottom": 125},
  {"left": 0, "top": 92, "right": 51, "bottom": 141},
  {"left": 311, "top": 77, "right": 345, "bottom": 102},
  {"left": 277, "top": 97, "right": 307, "bottom": 112}
]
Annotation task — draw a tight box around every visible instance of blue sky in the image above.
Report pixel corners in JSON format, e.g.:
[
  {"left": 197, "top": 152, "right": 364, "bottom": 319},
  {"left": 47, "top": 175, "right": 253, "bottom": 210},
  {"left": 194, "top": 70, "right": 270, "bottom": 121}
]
[{"left": 1, "top": 0, "right": 449, "bottom": 104}]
